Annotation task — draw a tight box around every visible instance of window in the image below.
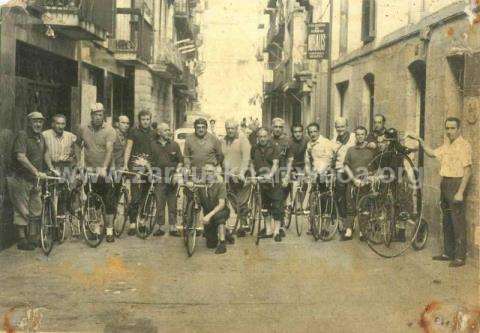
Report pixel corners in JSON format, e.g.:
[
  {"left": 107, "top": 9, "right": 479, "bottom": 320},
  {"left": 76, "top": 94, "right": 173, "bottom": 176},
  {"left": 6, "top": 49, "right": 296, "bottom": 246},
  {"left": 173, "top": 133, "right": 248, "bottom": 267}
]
[
  {"left": 363, "top": 74, "right": 375, "bottom": 131},
  {"left": 361, "top": 0, "right": 376, "bottom": 44},
  {"left": 336, "top": 81, "right": 349, "bottom": 117}
]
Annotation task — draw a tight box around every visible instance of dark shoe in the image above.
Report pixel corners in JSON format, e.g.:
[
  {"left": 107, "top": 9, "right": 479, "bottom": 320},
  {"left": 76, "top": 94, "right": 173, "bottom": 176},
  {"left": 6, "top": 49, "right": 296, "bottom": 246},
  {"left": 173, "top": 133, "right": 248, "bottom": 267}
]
[
  {"left": 169, "top": 230, "right": 181, "bottom": 237},
  {"left": 279, "top": 229, "right": 286, "bottom": 238},
  {"left": 106, "top": 234, "right": 115, "bottom": 243},
  {"left": 154, "top": 229, "right": 166, "bottom": 237},
  {"left": 215, "top": 242, "right": 227, "bottom": 254},
  {"left": 340, "top": 235, "right": 353, "bottom": 241},
  {"left": 138, "top": 226, "right": 146, "bottom": 234},
  {"left": 237, "top": 229, "right": 246, "bottom": 238},
  {"left": 127, "top": 228, "right": 136, "bottom": 236},
  {"left": 17, "top": 240, "right": 35, "bottom": 251},
  {"left": 432, "top": 254, "right": 452, "bottom": 261},
  {"left": 259, "top": 228, "right": 273, "bottom": 238},
  {"left": 449, "top": 259, "right": 465, "bottom": 268},
  {"left": 225, "top": 232, "right": 235, "bottom": 244},
  {"left": 274, "top": 234, "right": 282, "bottom": 242}
]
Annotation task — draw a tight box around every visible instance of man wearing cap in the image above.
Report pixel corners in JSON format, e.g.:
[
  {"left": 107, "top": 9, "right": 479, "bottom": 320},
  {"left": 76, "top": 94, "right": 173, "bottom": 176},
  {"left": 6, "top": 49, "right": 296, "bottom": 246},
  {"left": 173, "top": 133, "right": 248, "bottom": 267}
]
[
  {"left": 409, "top": 117, "right": 472, "bottom": 268},
  {"left": 123, "top": 110, "right": 154, "bottom": 236},
  {"left": 7, "top": 112, "right": 49, "bottom": 250},
  {"left": 76, "top": 103, "right": 117, "bottom": 243},
  {"left": 184, "top": 118, "right": 223, "bottom": 176}
]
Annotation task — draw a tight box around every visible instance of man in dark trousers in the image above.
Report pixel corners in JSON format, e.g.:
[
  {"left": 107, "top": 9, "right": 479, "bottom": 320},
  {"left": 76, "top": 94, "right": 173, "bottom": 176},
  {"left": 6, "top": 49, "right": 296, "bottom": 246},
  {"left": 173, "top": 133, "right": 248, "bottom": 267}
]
[
  {"left": 198, "top": 163, "right": 230, "bottom": 254},
  {"left": 409, "top": 117, "right": 472, "bottom": 267},
  {"left": 150, "top": 123, "right": 183, "bottom": 237}
]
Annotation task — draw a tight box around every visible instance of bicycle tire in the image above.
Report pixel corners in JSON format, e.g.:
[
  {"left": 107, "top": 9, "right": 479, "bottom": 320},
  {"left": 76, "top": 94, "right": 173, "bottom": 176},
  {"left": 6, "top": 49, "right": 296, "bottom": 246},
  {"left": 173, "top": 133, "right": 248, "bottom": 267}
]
[
  {"left": 412, "top": 219, "right": 429, "bottom": 251},
  {"left": 113, "top": 188, "right": 129, "bottom": 238},
  {"left": 284, "top": 192, "right": 293, "bottom": 230},
  {"left": 136, "top": 192, "right": 156, "bottom": 239},
  {"left": 81, "top": 193, "right": 106, "bottom": 248},
  {"left": 40, "top": 198, "right": 55, "bottom": 256},
  {"left": 183, "top": 200, "right": 197, "bottom": 257},
  {"left": 366, "top": 150, "right": 424, "bottom": 258},
  {"left": 294, "top": 190, "right": 304, "bottom": 236},
  {"left": 255, "top": 193, "right": 263, "bottom": 246},
  {"left": 309, "top": 192, "right": 321, "bottom": 241},
  {"left": 246, "top": 187, "right": 256, "bottom": 236},
  {"left": 356, "top": 194, "right": 383, "bottom": 244},
  {"left": 56, "top": 216, "right": 68, "bottom": 244},
  {"left": 318, "top": 194, "right": 339, "bottom": 241}
]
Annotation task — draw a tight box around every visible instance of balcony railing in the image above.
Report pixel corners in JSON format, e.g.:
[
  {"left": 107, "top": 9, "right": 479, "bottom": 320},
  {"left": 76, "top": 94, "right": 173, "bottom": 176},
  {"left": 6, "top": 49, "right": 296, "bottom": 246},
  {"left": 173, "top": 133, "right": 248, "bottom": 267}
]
[
  {"left": 109, "top": 25, "right": 153, "bottom": 64},
  {"left": 28, "top": 0, "right": 112, "bottom": 40},
  {"left": 174, "top": 0, "right": 190, "bottom": 17}
]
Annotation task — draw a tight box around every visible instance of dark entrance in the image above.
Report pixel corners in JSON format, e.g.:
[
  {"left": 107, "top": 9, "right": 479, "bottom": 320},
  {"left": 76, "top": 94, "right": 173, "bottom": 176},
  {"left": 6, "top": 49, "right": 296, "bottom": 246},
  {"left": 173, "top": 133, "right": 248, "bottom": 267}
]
[
  {"left": 15, "top": 41, "right": 77, "bottom": 130},
  {"left": 408, "top": 60, "right": 426, "bottom": 169}
]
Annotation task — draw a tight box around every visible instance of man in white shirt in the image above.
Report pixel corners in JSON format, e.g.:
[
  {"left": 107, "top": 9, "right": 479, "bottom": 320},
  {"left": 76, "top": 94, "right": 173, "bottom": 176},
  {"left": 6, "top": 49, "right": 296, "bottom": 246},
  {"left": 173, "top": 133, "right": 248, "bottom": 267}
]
[
  {"left": 410, "top": 117, "right": 472, "bottom": 268},
  {"left": 332, "top": 117, "right": 356, "bottom": 240}
]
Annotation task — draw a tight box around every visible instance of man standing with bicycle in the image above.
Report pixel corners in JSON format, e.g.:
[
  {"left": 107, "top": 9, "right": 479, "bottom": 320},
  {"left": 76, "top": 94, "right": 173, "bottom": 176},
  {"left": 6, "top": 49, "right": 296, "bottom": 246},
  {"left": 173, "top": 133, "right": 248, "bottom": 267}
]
[
  {"left": 271, "top": 118, "right": 291, "bottom": 239},
  {"left": 123, "top": 110, "right": 154, "bottom": 236},
  {"left": 304, "top": 122, "right": 337, "bottom": 234},
  {"left": 7, "top": 112, "right": 49, "bottom": 251},
  {"left": 250, "top": 128, "right": 283, "bottom": 242},
  {"left": 409, "top": 118, "right": 472, "bottom": 268},
  {"left": 77, "top": 103, "right": 117, "bottom": 243},
  {"left": 222, "top": 119, "right": 251, "bottom": 237},
  {"left": 343, "top": 126, "right": 376, "bottom": 240},
  {"left": 150, "top": 123, "right": 183, "bottom": 237},
  {"left": 43, "top": 114, "right": 78, "bottom": 220},
  {"left": 367, "top": 114, "right": 387, "bottom": 149},
  {"left": 332, "top": 117, "right": 356, "bottom": 240}
]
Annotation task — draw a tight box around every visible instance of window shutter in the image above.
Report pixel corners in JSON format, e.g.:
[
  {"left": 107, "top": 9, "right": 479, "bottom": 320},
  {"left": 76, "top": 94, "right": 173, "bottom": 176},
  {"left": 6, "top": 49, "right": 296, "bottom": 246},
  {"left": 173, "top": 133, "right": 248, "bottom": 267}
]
[
  {"left": 368, "top": 0, "right": 376, "bottom": 39},
  {"left": 361, "top": 0, "right": 376, "bottom": 43}
]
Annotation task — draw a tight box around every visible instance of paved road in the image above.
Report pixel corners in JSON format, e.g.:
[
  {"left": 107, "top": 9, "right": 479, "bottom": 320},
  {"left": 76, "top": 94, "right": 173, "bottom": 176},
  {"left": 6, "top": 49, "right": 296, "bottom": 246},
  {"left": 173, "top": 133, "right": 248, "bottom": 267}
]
[{"left": 0, "top": 228, "right": 477, "bottom": 332}]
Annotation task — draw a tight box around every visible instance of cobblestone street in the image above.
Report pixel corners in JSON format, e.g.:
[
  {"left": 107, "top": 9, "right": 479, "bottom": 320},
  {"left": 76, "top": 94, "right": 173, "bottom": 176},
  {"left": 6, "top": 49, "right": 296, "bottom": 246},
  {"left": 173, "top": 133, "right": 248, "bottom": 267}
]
[{"left": 0, "top": 228, "right": 477, "bottom": 332}]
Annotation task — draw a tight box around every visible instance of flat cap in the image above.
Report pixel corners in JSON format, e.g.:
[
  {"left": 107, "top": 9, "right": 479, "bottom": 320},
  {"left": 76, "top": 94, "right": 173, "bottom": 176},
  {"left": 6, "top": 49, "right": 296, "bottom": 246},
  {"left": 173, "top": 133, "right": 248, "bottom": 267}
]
[
  {"left": 90, "top": 102, "right": 105, "bottom": 113},
  {"left": 27, "top": 111, "right": 45, "bottom": 120}
]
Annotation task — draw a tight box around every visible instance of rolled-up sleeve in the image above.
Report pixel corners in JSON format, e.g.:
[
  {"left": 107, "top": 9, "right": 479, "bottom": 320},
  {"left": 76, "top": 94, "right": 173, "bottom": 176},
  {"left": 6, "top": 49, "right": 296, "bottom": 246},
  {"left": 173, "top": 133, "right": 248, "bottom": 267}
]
[{"left": 461, "top": 143, "right": 473, "bottom": 168}]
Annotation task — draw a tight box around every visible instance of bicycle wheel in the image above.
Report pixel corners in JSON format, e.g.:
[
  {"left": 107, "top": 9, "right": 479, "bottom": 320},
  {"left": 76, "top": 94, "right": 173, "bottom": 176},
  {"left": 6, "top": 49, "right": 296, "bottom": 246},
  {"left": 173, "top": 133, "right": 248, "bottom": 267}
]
[
  {"left": 318, "top": 194, "right": 339, "bottom": 241},
  {"left": 294, "top": 190, "right": 304, "bottom": 236},
  {"left": 81, "top": 193, "right": 106, "bottom": 248},
  {"left": 40, "top": 198, "right": 55, "bottom": 256},
  {"left": 183, "top": 200, "right": 197, "bottom": 257},
  {"left": 308, "top": 191, "right": 321, "bottom": 241},
  {"left": 113, "top": 188, "right": 129, "bottom": 238},
  {"left": 136, "top": 192, "right": 156, "bottom": 239},
  {"left": 226, "top": 191, "right": 240, "bottom": 235},
  {"left": 284, "top": 192, "right": 293, "bottom": 230},
  {"left": 255, "top": 193, "right": 263, "bottom": 245},
  {"left": 412, "top": 219, "right": 429, "bottom": 251},
  {"left": 366, "top": 150, "right": 423, "bottom": 258},
  {"left": 357, "top": 194, "right": 383, "bottom": 244},
  {"left": 56, "top": 216, "right": 68, "bottom": 244},
  {"left": 246, "top": 187, "right": 256, "bottom": 236}
]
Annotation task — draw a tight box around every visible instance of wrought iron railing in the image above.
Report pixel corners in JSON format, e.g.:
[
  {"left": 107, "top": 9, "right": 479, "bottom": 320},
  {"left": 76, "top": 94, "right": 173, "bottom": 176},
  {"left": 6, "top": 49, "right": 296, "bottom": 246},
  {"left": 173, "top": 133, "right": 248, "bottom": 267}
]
[
  {"left": 158, "top": 41, "right": 184, "bottom": 70},
  {"left": 174, "top": 0, "right": 190, "bottom": 17}
]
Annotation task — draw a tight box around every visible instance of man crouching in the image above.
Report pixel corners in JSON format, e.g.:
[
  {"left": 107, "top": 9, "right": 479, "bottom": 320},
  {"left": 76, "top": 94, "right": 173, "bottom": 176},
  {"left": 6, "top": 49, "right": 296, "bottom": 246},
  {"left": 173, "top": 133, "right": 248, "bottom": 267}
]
[{"left": 198, "top": 163, "right": 230, "bottom": 254}]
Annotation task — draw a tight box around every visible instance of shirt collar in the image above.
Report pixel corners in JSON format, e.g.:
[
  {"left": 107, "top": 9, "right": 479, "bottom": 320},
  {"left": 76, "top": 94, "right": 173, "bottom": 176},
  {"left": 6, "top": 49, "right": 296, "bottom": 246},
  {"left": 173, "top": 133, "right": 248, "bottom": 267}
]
[
  {"left": 88, "top": 122, "right": 105, "bottom": 131},
  {"left": 336, "top": 131, "right": 350, "bottom": 145},
  {"left": 27, "top": 127, "right": 41, "bottom": 139}
]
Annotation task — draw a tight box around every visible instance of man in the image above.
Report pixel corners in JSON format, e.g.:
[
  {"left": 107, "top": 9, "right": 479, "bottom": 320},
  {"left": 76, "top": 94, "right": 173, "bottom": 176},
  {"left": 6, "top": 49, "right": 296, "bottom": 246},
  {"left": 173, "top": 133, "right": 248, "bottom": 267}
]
[
  {"left": 184, "top": 118, "right": 223, "bottom": 176},
  {"left": 77, "top": 103, "right": 117, "bottom": 242},
  {"left": 7, "top": 112, "right": 49, "bottom": 250},
  {"left": 271, "top": 118, "right": 291, "bottom": 238},
  {"left": 198, "top": 163, "right": 230, "bottom": 254},
  {"left": 250, "top": 128, "right": 283, "bottom": 242},
  {"left": 123, "top": 110, "right": 154, "bottom": 236},
  {"left": 286, "top": 124, "right": 308, "bottom": 176},
  {"left": 303, "top": 122, "right": 337, "bottom": 229},
  {"left": 43, "top": 114, "right": 78, "bottom": 220},
  {"left": 343, "top": 126, "right": 376, "bottom": 240},
  {"left": 409, "top": 118, "right": 472, "bottom": 268},
  {"left": 209, "top": 119, "right": 216, "bottom": 136},
  {"left": 221, "top": 119, "right": 251, "bottom": 237},
  {"left": 150, "top": 123, "right": 183, "bottom": 237},
  {"left": 332, "top": 117, "right": 356, "bottom": 239},
  {"left": 367, "top": 114, "right": 387, "bottom": 149},
  {"left": 113, "top": 115, "right": 130, "bottom": 170}
]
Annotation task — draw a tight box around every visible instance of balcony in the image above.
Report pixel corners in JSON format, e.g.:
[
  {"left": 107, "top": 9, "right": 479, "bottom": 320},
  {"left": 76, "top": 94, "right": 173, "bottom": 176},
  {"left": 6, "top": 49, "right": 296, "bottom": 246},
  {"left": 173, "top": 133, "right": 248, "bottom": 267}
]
[
  {"left": 28, "top": 0, "right": 110, "bottom": 41},
  {"left": 151, "top": 41, "right": 184, "bottom": 79},
  {"left": 110, "top": 21, "right": 153, "bottom": 65},
  {"left": 174, "top": 0, "right": 197, "bottom": 38},
  {"left": 174, "top": 70, "right": 198, "bottom": 100}
]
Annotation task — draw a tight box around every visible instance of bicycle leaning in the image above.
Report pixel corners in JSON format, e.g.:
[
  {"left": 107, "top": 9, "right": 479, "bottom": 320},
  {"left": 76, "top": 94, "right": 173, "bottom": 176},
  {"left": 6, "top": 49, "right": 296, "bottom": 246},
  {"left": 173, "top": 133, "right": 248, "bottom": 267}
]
[{"left": 284, "top": 172, "right": 307, "bottom": 237}]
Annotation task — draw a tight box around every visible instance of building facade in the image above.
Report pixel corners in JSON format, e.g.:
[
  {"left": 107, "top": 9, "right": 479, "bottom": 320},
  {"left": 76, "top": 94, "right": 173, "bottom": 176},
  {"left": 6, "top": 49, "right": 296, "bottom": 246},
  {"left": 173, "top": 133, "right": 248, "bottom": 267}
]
[
  {"left": 0, "top": 0, "right": 202, "bottom": 248},
  {"left": 329, "top": 0, "right": 480, "bottom": 257}
]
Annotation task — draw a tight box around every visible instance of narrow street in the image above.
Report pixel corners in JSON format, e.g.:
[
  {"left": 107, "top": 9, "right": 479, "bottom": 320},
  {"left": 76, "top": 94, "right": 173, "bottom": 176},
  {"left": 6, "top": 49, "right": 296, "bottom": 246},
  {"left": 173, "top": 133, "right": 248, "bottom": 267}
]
[{"left": 0, "top": 229, "right": 476, "bottom": 332}]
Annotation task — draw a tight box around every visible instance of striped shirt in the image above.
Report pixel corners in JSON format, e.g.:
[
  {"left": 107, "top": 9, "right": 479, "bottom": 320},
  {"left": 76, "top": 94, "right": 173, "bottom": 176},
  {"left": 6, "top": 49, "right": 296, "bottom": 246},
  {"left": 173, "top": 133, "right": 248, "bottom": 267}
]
[{"left": 42, "top": 129, "right": 77, "bottom": 164}]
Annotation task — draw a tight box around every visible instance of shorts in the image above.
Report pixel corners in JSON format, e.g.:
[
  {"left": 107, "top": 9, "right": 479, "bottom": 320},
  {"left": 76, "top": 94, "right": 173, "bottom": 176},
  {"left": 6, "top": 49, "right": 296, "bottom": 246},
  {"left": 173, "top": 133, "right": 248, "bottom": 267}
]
[{"left": 260, "top": 183, "right": 283, "bottom": 221}]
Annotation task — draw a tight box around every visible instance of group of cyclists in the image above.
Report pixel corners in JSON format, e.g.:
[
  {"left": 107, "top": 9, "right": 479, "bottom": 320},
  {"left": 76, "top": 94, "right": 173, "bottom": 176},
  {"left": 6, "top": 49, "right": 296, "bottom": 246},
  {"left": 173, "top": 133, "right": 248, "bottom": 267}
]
[{"left": 8, "top": 99, "right": 412, "bottom": 256}]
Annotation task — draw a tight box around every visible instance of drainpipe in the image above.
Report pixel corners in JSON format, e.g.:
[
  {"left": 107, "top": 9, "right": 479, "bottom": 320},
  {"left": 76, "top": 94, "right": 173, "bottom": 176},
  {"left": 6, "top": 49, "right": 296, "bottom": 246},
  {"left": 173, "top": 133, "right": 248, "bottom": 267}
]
[{"left": 326, "top": 0, "right": 333, "bottom": 137}]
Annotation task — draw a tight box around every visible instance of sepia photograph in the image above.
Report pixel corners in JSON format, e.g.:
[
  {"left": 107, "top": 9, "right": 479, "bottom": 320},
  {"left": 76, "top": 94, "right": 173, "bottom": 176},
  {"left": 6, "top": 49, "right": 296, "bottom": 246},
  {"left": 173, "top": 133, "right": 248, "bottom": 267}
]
[{"left": 0, "top": 0, "right": 478, "bottom": 332}]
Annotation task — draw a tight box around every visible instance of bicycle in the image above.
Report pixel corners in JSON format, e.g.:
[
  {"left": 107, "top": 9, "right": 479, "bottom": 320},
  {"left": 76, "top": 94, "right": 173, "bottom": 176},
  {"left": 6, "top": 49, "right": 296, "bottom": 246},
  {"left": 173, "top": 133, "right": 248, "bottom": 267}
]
[
  {"left": 306, "top": 170, "right": 339, "bottom": 241},
  {"left": 177, "top": 179, "right": 208, "bottom": 257},
  {"left": 356, "top": 135, "right": 428, "bottom": 258},
  {"left": 245, "top": 176, "right": 272, "bottom": 246},
  {"left": 132, "top": 171, "right": 160, "bottom": 239},
  {"left": 224, "top": 174, "right": 245, "bottom": 236},
  {"left": 111, "top": 170, "right": 131, "bottom": 238},
  {"left": 284, "top": 172, "right": 307, "bottom": 236},
  {"left": 39, "top": 175, "right": 67, "bottom": 255}
]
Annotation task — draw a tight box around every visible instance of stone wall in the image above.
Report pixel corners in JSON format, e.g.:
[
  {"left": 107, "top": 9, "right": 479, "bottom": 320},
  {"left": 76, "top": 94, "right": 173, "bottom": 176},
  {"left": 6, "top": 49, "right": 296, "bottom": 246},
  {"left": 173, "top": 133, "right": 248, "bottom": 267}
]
[{"left": 331, "top": 14, "right": 480, "bottom": 257}]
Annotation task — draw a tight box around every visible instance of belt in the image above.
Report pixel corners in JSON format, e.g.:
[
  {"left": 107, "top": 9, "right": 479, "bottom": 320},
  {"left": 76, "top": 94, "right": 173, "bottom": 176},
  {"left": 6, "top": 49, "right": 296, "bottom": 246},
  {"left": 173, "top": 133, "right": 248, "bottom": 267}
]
[{"left": 442, "top": 176, "right": 462, "bottom": 180}]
